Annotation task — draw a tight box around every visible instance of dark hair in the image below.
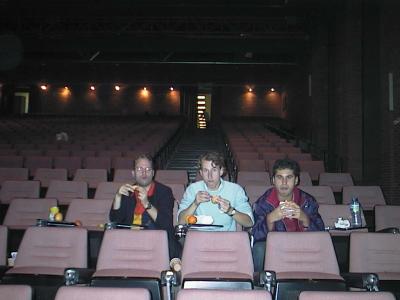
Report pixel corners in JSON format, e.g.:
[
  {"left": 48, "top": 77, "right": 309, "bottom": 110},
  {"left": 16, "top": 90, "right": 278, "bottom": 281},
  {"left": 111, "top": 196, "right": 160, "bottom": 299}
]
[
  {"left": 197, "top": 151, "right": 225, "bottom": 170},
  {"left": 272, "top": 158, "right": 300, "bottom": 178},
  {"left": 134, "top": 153, "right": 154, "bottom": 169}
]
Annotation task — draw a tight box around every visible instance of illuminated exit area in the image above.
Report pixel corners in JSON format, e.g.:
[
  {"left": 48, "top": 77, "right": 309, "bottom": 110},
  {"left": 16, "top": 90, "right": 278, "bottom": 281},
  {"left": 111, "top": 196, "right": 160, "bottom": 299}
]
[{"left": 196, "top": 94, "right": 211, "bottom": 129}]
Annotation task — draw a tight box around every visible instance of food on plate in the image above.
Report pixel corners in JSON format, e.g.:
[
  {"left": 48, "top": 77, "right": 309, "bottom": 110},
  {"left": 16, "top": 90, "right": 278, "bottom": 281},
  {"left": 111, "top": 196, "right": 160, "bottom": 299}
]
[{"left": 186, "top": 215, "right": 197, "bottom": 224}]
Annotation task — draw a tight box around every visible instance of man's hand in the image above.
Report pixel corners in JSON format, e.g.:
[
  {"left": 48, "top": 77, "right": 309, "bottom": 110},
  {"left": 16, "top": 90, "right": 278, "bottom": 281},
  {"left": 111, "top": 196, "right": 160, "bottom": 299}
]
[
  {"left": 195, "top": 191, "right": 211, "bottom": 206},
  {"left": 117, "top": 184, "right": 136, "bottom": 197},
  {"left": 215, "top": 196, "right": 231, "bottom": 214},
  {"left": 132, "top": 185, "right": 150, "bottom": 208}
]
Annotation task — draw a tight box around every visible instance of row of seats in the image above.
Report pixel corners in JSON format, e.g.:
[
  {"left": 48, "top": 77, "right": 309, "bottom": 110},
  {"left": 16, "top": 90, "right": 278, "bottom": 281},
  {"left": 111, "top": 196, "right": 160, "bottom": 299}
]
[
  {"left": 0, "top": 227, "right": 399, "bottom": 300},
  {"left": 237, "top": 171, "right": 355, "bottom": 191},
  {"left": 1, "top": 285, "right": 395, "bottom": 300}
]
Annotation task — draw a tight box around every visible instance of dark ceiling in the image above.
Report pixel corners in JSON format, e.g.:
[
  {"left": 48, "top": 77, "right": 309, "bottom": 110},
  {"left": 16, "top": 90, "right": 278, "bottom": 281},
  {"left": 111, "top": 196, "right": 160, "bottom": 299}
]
[{"left": 0, "top": 0, "right": 329, "bottom": 83}]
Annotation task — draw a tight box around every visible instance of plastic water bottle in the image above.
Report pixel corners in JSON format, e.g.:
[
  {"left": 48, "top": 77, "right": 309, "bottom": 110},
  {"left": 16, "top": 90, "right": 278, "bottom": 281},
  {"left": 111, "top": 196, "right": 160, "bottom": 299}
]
[{"left": 350, "top": 197, "right": 362, "bottom": 227}]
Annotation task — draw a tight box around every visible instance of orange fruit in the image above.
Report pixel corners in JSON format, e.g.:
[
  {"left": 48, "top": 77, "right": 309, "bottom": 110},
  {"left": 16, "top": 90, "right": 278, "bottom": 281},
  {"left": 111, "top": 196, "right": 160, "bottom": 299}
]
[
  {"left": 186, "top": 215, "right": 197, "bottom": 225},
  {"left": 54, "top": 212, "right": 63, "bottom": 222}
]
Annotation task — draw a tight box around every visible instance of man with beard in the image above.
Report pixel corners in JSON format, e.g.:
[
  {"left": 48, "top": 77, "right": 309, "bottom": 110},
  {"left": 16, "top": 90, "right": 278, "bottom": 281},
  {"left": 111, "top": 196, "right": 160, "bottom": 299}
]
[
  {"left": 251, "top": 158, "right": 324, "bottom": 271},
  {"left": 109, "top": 153, "right": 181, "bottom": 259},
  {"left": 178, "top": 151, "right": 254, "bottom": 231}
]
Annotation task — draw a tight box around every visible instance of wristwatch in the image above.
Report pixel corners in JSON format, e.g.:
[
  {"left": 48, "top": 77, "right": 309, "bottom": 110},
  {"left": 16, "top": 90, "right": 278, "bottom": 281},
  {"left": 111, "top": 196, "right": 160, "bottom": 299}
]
[
  {"left": 145, "top": 202, "right": 153, "bottom": 210},
  {"left": 228, "top": 208, "right": 236, "bottom": 217}
]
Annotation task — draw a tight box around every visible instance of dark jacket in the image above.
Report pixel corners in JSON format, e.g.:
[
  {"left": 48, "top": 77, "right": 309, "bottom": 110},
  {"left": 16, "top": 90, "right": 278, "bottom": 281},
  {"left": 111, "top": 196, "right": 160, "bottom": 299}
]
[
  {"left": 109, "top": 181, "right": 181, "bottom": 259},
  {"left": 251, "top": 187, "right": 325, "bottom": 243}
]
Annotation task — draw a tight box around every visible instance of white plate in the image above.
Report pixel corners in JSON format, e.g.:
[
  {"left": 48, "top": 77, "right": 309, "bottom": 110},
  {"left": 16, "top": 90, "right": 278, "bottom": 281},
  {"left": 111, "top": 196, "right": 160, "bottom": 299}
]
[{"left": 196, "top": 215, "right": 214, "bottom": 225}]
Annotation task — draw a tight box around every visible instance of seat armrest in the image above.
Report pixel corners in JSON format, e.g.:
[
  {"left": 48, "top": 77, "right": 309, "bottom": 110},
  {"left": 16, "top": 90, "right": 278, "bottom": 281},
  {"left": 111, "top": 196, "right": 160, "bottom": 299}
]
[
  {"left": 64, "top": 268, "right": 95, "bottom": 285},
  {"left": 341, "top": 272, "right": 379, "bottom": 291},
  {"left": 161, "top": 270, "right": 180, "bottom": 286},
  {"left": 0, "top": 265, "right": 11, "bottom": 279},
  {"left": 376, "top": 227, "right": 400, "bottom": 234},
  {"left": 254, "top": 270, "right": 276, "bottom": 292}
]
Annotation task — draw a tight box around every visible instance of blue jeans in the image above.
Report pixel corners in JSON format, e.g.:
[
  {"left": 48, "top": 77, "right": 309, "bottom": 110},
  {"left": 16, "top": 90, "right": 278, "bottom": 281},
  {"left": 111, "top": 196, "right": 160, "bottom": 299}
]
[{"left": 252, "top": 241, "right": 266, "bottom": 272}]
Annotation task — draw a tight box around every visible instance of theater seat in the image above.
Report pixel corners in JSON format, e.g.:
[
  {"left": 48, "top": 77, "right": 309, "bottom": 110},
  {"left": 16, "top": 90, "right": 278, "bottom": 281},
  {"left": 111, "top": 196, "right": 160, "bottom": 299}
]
[
  {"left": 181, "top": 231, "right": 254, "bottom": 290},
  {"left": 177, "top": 289, "right": 271, "bottom": 300},
  {"left": 55, "top": 286, "right": 151, "bottom": 300},
  {"left": 2, "top": 226, "right": 88, "bottom": 300},
  {"left": 65, "top": 199, "right": 112, "bottom": 230},
  {"left": 94, "top": 182, "right": 121, "bottom": 200},
  {"left": 0, "top": 180, "right": 40, "bottom": 205},
  {"left": 349, "top": 232, "right": 400, "bottom": 297},
  {"left": 319, "top": 172, "right": 354, "bottom": 193},
  {"left": 375, "top": 205, "right": 400, "bottom": 232},
  {"left": 264, "top": 231, "right": 346, "bottom": 299},
  {"left": 343, "top": 186, "right": 386, "bottom": 211},
  {"left": 0, "top": 285, "right": 32, "bottom": 300},
  {"left": 3, "top": 198, "right": 57, "bottom": 229},
  {"left": 91, "top": 229, "right": 170, "bottom": 300},
  {"left": 299, "top": 186, "right": 336, "bottom": 205},
  {"left": 46, "top": 180, "right": 88, "bottom": 205},
  {"left": 299, "top": 291, "right": 395, "bottom": 300}
]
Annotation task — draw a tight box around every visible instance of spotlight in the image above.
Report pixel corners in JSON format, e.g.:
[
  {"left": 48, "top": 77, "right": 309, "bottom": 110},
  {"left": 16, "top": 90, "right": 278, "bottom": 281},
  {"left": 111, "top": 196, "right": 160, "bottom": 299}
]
[
  {"left": 90, "top": 85, "right": 95, "bottom": 91},
  {"left": 170, "top": 87, "right": 174, "bottom": 91},
  {"left": 115, "top": 85, "right": 120, "bottom": 91},
  {"left": 270, "top": 88, "right": 275, "bottom": 92},
  {"left": 248, "top": 88, "right": 253, "bottom": 92},
  {"left": 40, "top": 85, "right": 47, "bottom": 90}
]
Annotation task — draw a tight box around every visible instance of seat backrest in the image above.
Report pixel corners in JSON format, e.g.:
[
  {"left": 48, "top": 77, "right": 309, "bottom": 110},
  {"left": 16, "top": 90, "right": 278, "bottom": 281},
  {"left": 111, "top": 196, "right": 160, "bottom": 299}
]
[
  {"left": 299, "top": 171, "right": 313, "bottom": 186},
  {"left": 0, "top": 155, "right": 24, "bottom": 168},
  {"left": 164, "top": 183, "right": 185, "bottom": 226},
  {"left": 278, "top": 146, "right": 302, "bottom": 153},
  {"left": 155, "top": 170, "right": 188, "bottom": 185},
  {"left": 319, "top": 172, "right": 354, "bottom": 193},
  {"left": 14, "top": 226, "right": 87, "bottom": 269},
  {"left": 375, "top": 205, "right": 400, "bottom": 231},
  {"left": 3, "top": 198, "right": 58, "bottom": 228},
  {"left": 237, "top": 159, "right": 266, "bottom": 172},
  {"left": 343, "top": 186, "right": 386, "bottom": 210},
  {"left": 112, "top": 157, "right": 134, "bottom": 170},
  {"left": 299, "top": 186, "right": 336, "bottom": 204},
  {"left": 0, "top": 225, "right": 7, "bottom": 266},
  {"left": 34, "top": 168, "right": 68, "bottom": 188},
  {"left": 24, "top": 156, "right": 53, "bottom": 177},
  {"left": 245, "top": 185, "right": 270, "bottom": 205},
  {"left": 298, "top": 160, "right": 325, "bottom": 181},
  {"left": 0, "top": 180, "right": 40, "bottom": 204},
  {"left": 181, "top": 231, "right": 254, "bottom": 280},
  {"left": 262, "top": 153, "right": 286, "bottom": 165},
  {"left": 0, "top": 285, "right": 32, "bottom": 300},
  {"left": 265, "top": 232, "right": 340, "bottom": 276},
  {"left": 237, "top": 171, "right": 270, "bottom": 187},
  {"left": 0, "top": 167, "right": 28, "bottom": 186},
  {"left": 96, "top": 229, "right": 169, "bottom": 272},
  {"left": 45, "top": 149, "right": 70, "bottom": 157},
  {"left": 74, "top": 169, "right": 108, "bottom": 189},
  {"left": 55, "top": 286, "right": 151, "bottom": 300},
  {"left": 177, "top": 289, "right": 271, "bottom": 300},
  {"left": 65, "top": 199, "right": 112, "bottom": 228},
  {"left": 84, "top": 157, "right": 111, "bottom": 173},
  {"left": 113, "top": 169, "right": 133, "bottom": 183},
  {"left": 349, "top": 232, "right": 400, "bottom": 275},
  {"left": 46, "top": 180, "right": 88, "bottom": 205},
  {"left": 299, "top": 291, "right": 395, "bottom": 300},
  {"left": 94, "top": 182, "right": 121, "bottom": 200},
  {"left": 53, "top": 156, "right": 82, "bottom": 178},
  {"left": 319, "top": 204, "right": 367, "bottom": 229},
  {"left": 287, "top": 153, "right": 313, "bottom": 162},
  {"left": 234, "top": 151, "right": 260, "bottom": 160}
]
